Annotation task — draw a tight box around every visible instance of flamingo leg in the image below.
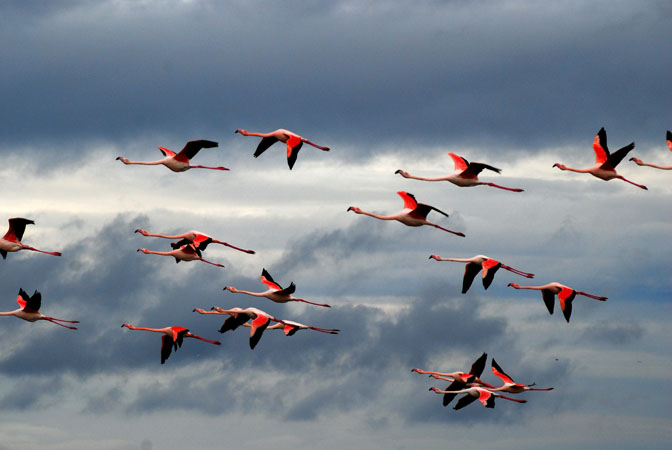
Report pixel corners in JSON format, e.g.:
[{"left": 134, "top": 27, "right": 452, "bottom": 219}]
[
  {"left": 21, "top": 245, "right": 62, "bottom": 256},
  {"left": 484, "top": 183, "right": 524, "bottom": 192},
  {"left": 501, "top": 265, "right": 535, "bottom": 278},
  {"left": 293, "top": 298, "right": 331, "bottom": 308},
  {"left": 616, "top": 176, "right": 647, "bottom": 190},
  {"left": 212, "top": 240, "right": 256, "bottom": 254},
  {"left": 431, "top": 224, "right": 466, "bottom": 237}
]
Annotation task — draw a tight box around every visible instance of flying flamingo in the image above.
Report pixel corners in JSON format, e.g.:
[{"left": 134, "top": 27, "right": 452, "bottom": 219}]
[
  {"left": 347, "top": 191, "right": 465, "bottom": 237},
  {"left": 553, "top": 127, "right": 647, "bottom": 189},
  {"left": 235, "top": 129, "right": 330, "bottom": 170},
  {"left": 489, "top": 359, "right": 554, "bottom": 393},
  {"left": 396, "top": 153, "right": 524, "bottom": 192},
  {"left": 412, "top": 353, "right": 495, "bottom": 406},
  {"left": 508, "top": 282, "right": 607, "bottom": 322},
  {"left": 193, "top": 306, "right": 284, "bottom": 349},
  {"left": 428, "top": 386, "right": 527, "bottom": 410},
  {"left": 0, "top": 289, "right": 78, "bottom": 329},
  {"left": 116, "top": 140, "right": 228, "bottom": 172},
  {"left": 630, "top": 130, "right": 672, "bottom": 170},
  {"left": 135, "top": 229, "right": 255, "bottom": 254},
  {"left": 121, "top": 323, "right": 221, "bottom": 364},
  {"left": 0, "top": 218, "right": 62, "bottom": 259},
  {"left": 137, "top": 244, "right": 224, "bottom": 268},
  {"left": 223, "top": 268, "right": 331, "bottom": 308},
  {"left": 429, "top": 254, "right": 534, "bottom": 293}
]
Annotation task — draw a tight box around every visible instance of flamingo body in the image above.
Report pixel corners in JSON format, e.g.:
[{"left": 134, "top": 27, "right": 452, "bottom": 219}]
[
  {"left": 121, "top": 323, "right": 220, "bottom": 363},
  {"left": 137, "top": 244, "right": 224, "bottom": 268},
  {"left": 235, "top": 128, "right": 330, "bottom": 170},
  {"left": 0, "top": 289, "right": 78, "bottom": 329},
  {"left": 348, "top": 191, "right": 465, "bottom": 237},
  {"left": 116, "top": 140, "right": 228, "bottom": 172},
  {"left": 508, "top": 282, "right": 607, "bottom": 322},
  {"left": 490, "top": 359, "right": 554, "bottom": 393},
  {"left": 429, "top": 386, "right": 527, "bottom": 409},
  {"left": 135, "top": 228, "right": 255, "bottom": 254},
  {"left": 193, "top": 306, "right": 284, "bottom": 349},
  {"left": 429, "top": 254, "right": 534, "bottom": 293},
  {"left": 0, "top": 218, "right": 62, "bottom": 259}
]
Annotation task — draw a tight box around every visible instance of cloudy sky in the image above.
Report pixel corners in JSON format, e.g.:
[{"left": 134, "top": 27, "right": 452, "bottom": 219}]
[{"left": 1, "top": 1, "right": 671, "bottom": 449}]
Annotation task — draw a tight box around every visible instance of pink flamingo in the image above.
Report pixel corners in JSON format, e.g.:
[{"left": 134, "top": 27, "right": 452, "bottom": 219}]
[
  {"left": 429, "top": 254, "right": 534, "bottom": 293},
  {"left": 0, "top": 289, "right": 78, "bottom": 329},
  {"left": 121, "top": 323, "right": 221, "bottom": 364},
  {"left": 135, "top": 229, "right": 255, "bottom": 254},
  {"left": 553, "top": 127, "right": 647, "bottom": 189},
  {"left": 193, "top": 306, "right": 284, "bottom": 349},
  {"left": 396, "top": 152, "right": 523, "bottom": 192},
  {"left": 428, "top": 386, "right": 527, "bottom": 410},
  {"left": 235, "top": 129, "right": 330, "bottom": 170},
  {"left": 508, "top": 282, "right": 607, "bottom": 322},
  {"left": 0, "top": 218, "right": 62, "bottom": 259},
  {"left": 116, "top": 140, "right": 228, "bottom": 172},
  {"left": 347, "top": 191, "right": 465, "bottom": 237},
  {"left": 137, "top": 244, "right": 224, "bottom": 268},
  {"left": 630, "top": 130, "right": 672, "bottom": 170},
  {"left": 223, "top": 268, "right": 331, "bottom": 308},
  {"left": 259, "top": 319, "right": 340, "bottom": 336},
  {"left": 489, "top": 359, "right": 554, "bottom": 393}
]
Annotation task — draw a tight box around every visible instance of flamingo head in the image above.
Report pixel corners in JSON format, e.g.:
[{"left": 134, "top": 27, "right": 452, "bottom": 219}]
[
  {"left": 137, "top": 248, "right": 149, "bottom": 253},
  {"left": 411, "top": 368, "right": 423, "bottom": 374},
  {"left": 552, "top": 163, "right": 566, "bottom": 170},
  {"left": 428, "top": 387, "right": 441, "bottom": 393},
  {"left": 121, "top": 323, "right": 134, "bottom": 329},
  {"left": 629, "top": 157, "right": 643, "bottom": 164},
  {"left": 507, "top": 282, "right": 520, "bottom": 288},
  {"left": 394, "top": 169, "right": 409, "bottom": 177},
  {"left": 347, "top": 206, "right": 361, "bottom": 213},
  {"left": 193, "top": 308, "right": 206, "bottom": 313},
  {"left": 116, "top": 156, "right": 130, "bottom": 164},
  {"left": 428, "top": 254, "right": 440, "bottom": 260},
  {"left": 134, "top": 229, "right": 148, "bottom": 235}
]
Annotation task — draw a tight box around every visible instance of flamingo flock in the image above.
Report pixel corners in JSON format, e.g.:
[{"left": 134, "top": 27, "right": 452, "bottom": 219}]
[{"left": 5, "top": 124, "right": 665, "bottom": 413}]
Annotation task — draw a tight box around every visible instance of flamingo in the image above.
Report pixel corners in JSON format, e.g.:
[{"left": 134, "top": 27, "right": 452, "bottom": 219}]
[
  {"left": 135, "top": 229, "right": 255, "bottom": 254},
  {"left": 429, "top": 254, "right": 534, "bottom": 293},
  {"left": 630, "top": 130, "right": 672, "bottom": 170},
  {"left": 396, "top": 153, "right": 524, "bottom": 192},
  {"left": 193, "top": 306, "right": 284, "bottom": 349},
  {"left": 223, "top": 268, "right": 331, "bottom": 308},
  {"left": 553, "top": 127, "right": 647, "bottom": 189},
  {"left": 0, "top": 218, "right": 62, "bottom": 259},
  {"left": 121, "top": 323, "right": 221, "bottom": 364},
  {"left": 137, "top": 244, "right": 224, "bottom": 268},
  {"left": 0, "top": 289, "right": 78, "bottom": 329},
  {"left": 428, "top": 386, "right": 527, "bottom": 410},
  {"left": 347, "top": 191, "right": 465, "bottom": 237},
  {"left": 412, "top": 353, "right": 495, "bottom": 406},
  {"left": 508, "top": 282, "right": 607, "bottom": 322},
  {"left": 489, "top": 359, "right": 554, "bottom": 393},
  {"left": 235, "top": 129, "right": 330, "bottom": 170},
  {"left": 116, "top": 140, "right": 228, "bottom": 172}
]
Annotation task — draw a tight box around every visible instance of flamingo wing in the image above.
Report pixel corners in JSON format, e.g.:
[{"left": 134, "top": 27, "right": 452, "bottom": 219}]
[
  {"left": 178, "top": 140, "right": 218, "bottom": 160},
  {"left": 276, "top": 282, "right": 297, "bottom": 296},
  {"left": 160, "top": 335, "right": 173, "bottom": 364},
  {"left": 192, "top": 234, "right": 213, "bottom": 251},
  {"left": 470, "top": 352, "right": 488, "bottom": 377},
  {"left": 453, "top": 393, "right": 478, "bottom": 410},
  {"left": 173, "top": 327, "right": 188, "bottom": 348},
  {"left": 463, "top": 162, "right": 501, "bottom": 178},
  {"left": 5, "top": 218, "right": 34, "bottom": 242},
  {"left": 157, "top": 147, "right": 177, "bottom": 158},
  {"left": 667, "top": 130, "right": 671, "bottom": 152},
  {"left": 284, "top": 323, "right": 300, "bottom": 336},
  {"left": 479, "top": 389, "right": 496, "bottom": 408},
  {"left": 260, "top": 269, "right": 283, "bottom": 291},
  {"left": 491, "top": 358, "right": 516, "bottom": 385},
  {"left": 541, "top": 289, "right": 556, "bottom": 315},
  {"left": 481, "top": 259, "right": 502, "bottom": 290},
  {"left": 602, "top": 142, "right": 635, "bottom": 170},
  {"left": 219, "top": 314, "right": 249, "bottom": 333},
  {"left": 249, "top": 314, "right": 270, "bottom": 349},
  {"left": 286, "top": 135, "right": 303, "bottom": 170},
  {"left": 411, "top": 203, "right": 449, "bottom": 221},
  {"left": 592, "top": 127, "right": 610, "bottom": 165},
  {"left": 462, "top": 262, "right": 481, "bottom": 294},
  {"left": 558, "top": 288, "right": 576, "bottom": 322},
  {"left": 397, "top": 191, "right": 418, "bottom": 210},
  {"left": 253, "top": 136, "right": 279, "bottom": 157},
  {"left": 442, "top": 380, "right": 465, "bottom": 407},
  {"left": 448, "top": 152, "right": 469, "bottom": 172}
]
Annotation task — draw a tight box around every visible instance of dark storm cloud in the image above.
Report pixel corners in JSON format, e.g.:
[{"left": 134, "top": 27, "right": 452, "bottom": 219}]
[{"left": 2, "top": 1, "right": 670, "bottom": 161}]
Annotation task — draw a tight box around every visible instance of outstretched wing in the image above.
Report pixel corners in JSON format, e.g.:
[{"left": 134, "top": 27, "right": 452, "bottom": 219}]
[
  {"left": 177, "top": 140, "right": 218, "bottom": 160},
  {"left": 260, "top": 268, "right": 283, "bottom": 290},
  {"left": 602, "top": 142, "right": 635, "bottom": 170},
  {"left": 411, "top": 203, "right": 449, "bottom": 221},
  {"left": 286, "top": 135, "right": 303, "bottom": 170},
  {"left": 448, "top": 152, "right": 469, "bottom": 172},
  {"left": 5, "top": 218, "right": 34, "bottom": 242},
  {"left": 157, "top": 147, "right": 176, "bottom": 157},
  {"left": 558, "top": 288, "right": 576, "bottom": 323},
  {"left": 463, "top": 162, "right": 501, "bottom": 178},
  {"left": 276, "top": 282, "right": 297, "bottom": 296},
  {"left": 592, "top": 127, "right": 610, "bottom": 164},
  {"left": 469, "top": 352, "right": 488, "bottom": 377},
  {"left": 397, "top": 191, "right": 418, "bottom": 210},
  {"left": 249, "top": 314, "right": 270, "bottom": 349},
  {"left": 481, "top": 259, "right": 502, "bottom": 290},
  {"left": 541, "top": 289, "right": 555, "bottom": 315},
  {"left": 160, "top": 335, "right": 173, "bottom": 364},
  {"left": 491, "top": 358, "right": 516, "bottom": 385},
  {"left": 453, "top": 393, "right": 478, "bottom": 410},
  {"left": 462, "top": 262, "right": 481, "bottom": 294},
  {"left": 254, "top": 136, "right": 279, "bottom": 158},
  {"left": 442, "top": 380, "right": 465, "bottom": 407}
]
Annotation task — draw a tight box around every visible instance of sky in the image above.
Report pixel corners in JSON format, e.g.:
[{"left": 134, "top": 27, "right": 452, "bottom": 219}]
[{"left": 0, "top": 0, "right": 671, "bottom": 449}]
